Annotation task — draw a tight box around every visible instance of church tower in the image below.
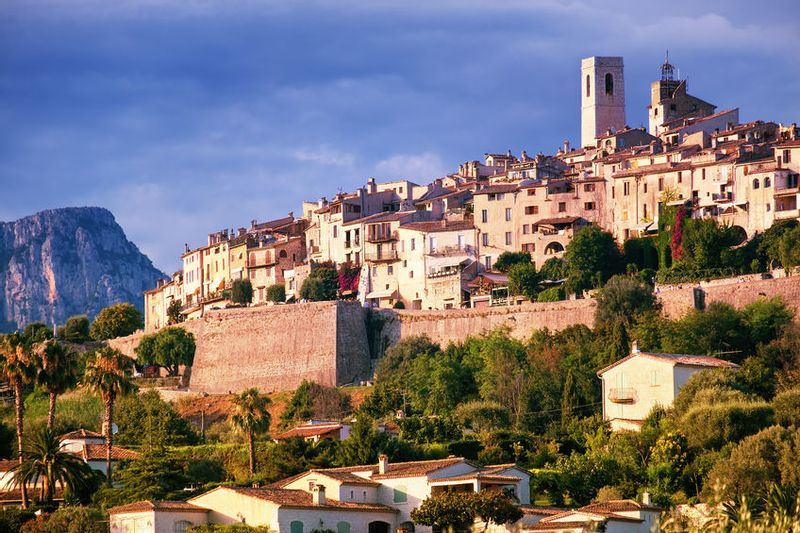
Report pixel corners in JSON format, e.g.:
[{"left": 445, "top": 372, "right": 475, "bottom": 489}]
[{"left": 581, "top": 56, "right": 626, "bottom": 148}]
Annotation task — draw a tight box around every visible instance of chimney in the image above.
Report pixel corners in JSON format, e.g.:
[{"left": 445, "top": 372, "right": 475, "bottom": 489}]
[
  {"left": 563, "top": 140, "right": 570, "bottom": 153},
  {"left": 642, "top": 491, "right": 651, "bottom": 506},
  {"left": 288, "top": 211, "right": 294, "bottom": 219},
  {"left": 318, "top": 197, "right": 327, "bottom": 209},
  {"left": 368, "top": 178, "right": 377, "bottom": 194},
  {"left": 631, "top": 340, "right": 640, "bottom": 354},
  {"left": 378, "top": 454, "right": 389, "bottom": 475},
  {"left": 312, "top": 484, "right": 326, "bottom": 505}
]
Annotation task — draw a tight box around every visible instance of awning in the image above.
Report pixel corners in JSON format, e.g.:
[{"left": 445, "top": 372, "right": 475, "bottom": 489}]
[
  {"left": 210, "top": 277, "right": 225, "bottom": 291},
  {"left": 365, "top": 289, "right": 397, "bottom": 300}
]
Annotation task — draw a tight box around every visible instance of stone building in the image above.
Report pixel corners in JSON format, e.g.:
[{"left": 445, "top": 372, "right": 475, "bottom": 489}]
[{"left": 581, "top": 56, "right": 626, "bottom": 148}]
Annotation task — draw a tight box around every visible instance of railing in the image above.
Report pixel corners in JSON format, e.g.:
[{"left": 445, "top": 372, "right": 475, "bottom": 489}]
[
  {"left": 364, "top": 250, "right": 399, "bottom": 262},
  {"left": 309, "top": 245, "right": 321, "bottom": 254},
  {"left": 427, "top": 245, "right": 475, "bottom": 257},
  {"left": 344, "top": 238, "right": 361, "bottom": 249},
  {"left": 539, "top": 229, "right": 566, "bottom": 236},
  {"left": 366, "top": 231, "right": 398, "bottom": 243},
  {"left": 608, "top": 387, "right": 637, "bottom": 404},
  {"left": 712, "top": 192, "right": 732, "bottom": 202}
]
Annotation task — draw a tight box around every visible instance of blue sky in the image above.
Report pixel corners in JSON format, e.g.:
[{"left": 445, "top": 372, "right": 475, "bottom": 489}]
[{"left": 1, "top": 1, "right": 799, "bottom": 272}]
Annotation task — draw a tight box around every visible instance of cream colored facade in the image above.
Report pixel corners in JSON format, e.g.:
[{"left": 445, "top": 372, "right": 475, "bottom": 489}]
[
  {"left": 109, "top": 504, "right": 209, "bottom": 533},
  {"left": 598, "top": 346, "right": 739, "bottom": 431},
  {"left": 143, "top": 273, "right": 184, "bottom": 332}
]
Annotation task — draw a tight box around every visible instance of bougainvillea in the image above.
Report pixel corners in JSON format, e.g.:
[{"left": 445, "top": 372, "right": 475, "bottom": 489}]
[
  {"left": 338, "top": 265, "right": 361, "bottom": 293},
  {"left": 671, "top": 206, "right": 685, "bottom": 262}
]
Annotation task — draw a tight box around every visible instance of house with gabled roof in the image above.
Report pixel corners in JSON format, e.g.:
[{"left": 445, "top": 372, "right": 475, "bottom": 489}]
[
  {"left": 522, "top": 498, "right": 661, "bottom": 532},
  {"left": 274, "top": 420, "right": 351, "bottom": 443},
  {"left": 598, "top": 342, "right": 739, "bottom": 431}
]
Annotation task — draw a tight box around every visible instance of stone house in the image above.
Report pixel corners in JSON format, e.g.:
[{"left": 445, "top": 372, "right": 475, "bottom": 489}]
[
  {"left": 597, "top": 344, "right": 739, "bottom": 431},
  {"left": 247, "top": 235, "right": 306, "bottom": 305}
]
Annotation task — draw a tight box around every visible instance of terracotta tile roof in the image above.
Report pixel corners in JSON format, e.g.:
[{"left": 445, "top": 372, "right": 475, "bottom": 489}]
[
  {"left": 311, "top": 470, "right": 380, "bottom": 486},
  {"left": 612, "top": 161, "right": 692, "bottom": 178},
  {"left": 220, "top": 487, "right": 398, "bottom": 512},
  {"left": 522, "top": 520, "right": 588, "bottom": 531},
  {"left": 0, "top": 459, "right": 18, "bottom": 471},
  {"left": 400, "top": 220, "right": 475, "bottom": 234},
  {"left": 580, "top": 499, "right": 661, "bottom": 513},
  {"left": 473, "top": 184, "right": 519, "bottom": 195},
  {"left": 275, "top": 423, "right": 343, "bottom": 440},
  {"left": 253, "top": 215, "right": 294, "bottom": 231},
  {"left": 541, "top": 510, "right": 643, "bottom": 524},
  {"left": 520, "top": 505, "right": 564, "bottom": 517},
  {"left": 597, "top": 350, "right": 739, "bottom": 376},
  {"left": 342, "top": 210, "right": 414, "bottom": 226},
  {"left": 81, "top": 444, "right": 141, "bottom": 461},
  {"left": 0, "top": 487, "right": 64, "bottom": 503},
  {"left": 60, "top": 429, "right": 103, "bottom": 440},
  {"left": 109, "top": 500, "right": 209, "bottom": 514},
  {"left": 663, "top": 108, "right": 737, "bottom": 134},
  {"left": 777, "top": 139, "right": 800, "bottom": 148},
  {"left": 534, "top": 216, "right": 581, "bottom": 226},
  {"left": 431, "top": 472, "right": 521, "bottom": 484}
]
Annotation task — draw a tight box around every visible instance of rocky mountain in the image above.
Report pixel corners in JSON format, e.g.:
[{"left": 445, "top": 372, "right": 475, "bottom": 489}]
[{"left": 0, "top": 207, "right": 166, "bottom": 332}]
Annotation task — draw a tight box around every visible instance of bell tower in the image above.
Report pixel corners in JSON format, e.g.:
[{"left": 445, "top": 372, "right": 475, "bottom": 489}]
[{"left": 581, "top": 56, "right": 626, "bottom": 148}]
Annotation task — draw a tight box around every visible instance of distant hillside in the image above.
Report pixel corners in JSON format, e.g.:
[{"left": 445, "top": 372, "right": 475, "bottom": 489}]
[{"left": 0, "top": 207, "right": 166, "bottom": 332}]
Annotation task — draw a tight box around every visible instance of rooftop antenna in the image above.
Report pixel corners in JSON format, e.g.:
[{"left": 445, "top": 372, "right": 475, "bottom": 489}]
[{"left": 660, "top": 50, "right": 675, "bottom": 82}]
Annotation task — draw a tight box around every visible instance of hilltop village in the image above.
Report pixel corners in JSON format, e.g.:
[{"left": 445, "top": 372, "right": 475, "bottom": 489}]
[{"left": 144, "top": 55, "right": 800, "bottom": 330}]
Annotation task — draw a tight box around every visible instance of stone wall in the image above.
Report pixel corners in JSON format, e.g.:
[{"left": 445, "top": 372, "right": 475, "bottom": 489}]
[
  {"left": 657, "top": 274, "right": 800, "bottom": 319},
  {"left": 374, "top": 298, "right": 597, "bottom": 351}
]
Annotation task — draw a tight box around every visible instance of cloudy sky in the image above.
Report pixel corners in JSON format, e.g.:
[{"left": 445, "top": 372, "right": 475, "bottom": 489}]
[{"left": 1, "top": 0, "right": 799, "bottom": 272}]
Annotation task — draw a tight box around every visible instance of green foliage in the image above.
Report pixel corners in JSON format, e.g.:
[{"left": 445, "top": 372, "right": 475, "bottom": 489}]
[
  {"left": 0, "top": 509, "right": 36, "bottom": 532},
  {"left": 680, "top": 401, "right": 774, "bottom": 450},
  {"left": 90, "top": 303, "right": 143, "bottom": 340},
  {"left": 280, "top": 380, "right": 351, "bottom": 428},
  {"left": 507, "top": 262, "right": 539, "bottom": 300},
  {"left": 454, "top": 401, "right": 511, "bottom": 433},
  {"left": 300, "top": 266, "right": 338, "bottom": 301},
  {"left": 742, "top": 297, "right": 795, "bottom": 346},
  {"left": 337, "top": 417, "right": 402, "bottom": 466},
  {"left": 647, "top": 431, "right": 689, "bottom": 507},
  {"left": 96, "top": 449, "right": 189, "bottom": 506},
  {"left": 23, "top": 322, "right": 53, "bottom": 344},
  {"left": 564, "top": 225, "right": 623, "bottom": 294},
  {"left": 21, "top": 388, "right": 103, "bottom": 433},
  {"left": 493, "top": 251, "right": 532, "bottom": 273},
  {"left": 677, "top": 218, "right": 744, "bottom": 271},
  {"left": 135, "top": 327, "right": 196, "bottom": 376},
  {"left": 594, "top": 275, "right": 658, "bottom": 329},
  {"left": 189, "top": 525, "right": 272, "bottom": 533},
  {"left": 396, "top": 416, "right": 462, "bottom": 444},
  {"left": 21, "top": 505, "right": 106, "bottom": 533},
  {"left": 167, "top": 299, "right": 185, "bottom": 325},
  {"left": 230, "top": 279, "right": 254, "bottom": 305},
  {"left": 623, "top": 237, "right": 660, "bottom": 271},
  {"left": 778, "top": 225, "right": 800, "bottom": 274},
  {"left": 536, "top": 286, "right": 564, "bottom": 302},
  {"left": 774, "top": 388, "right": 800, "bottom": 427},
  {"left": 410, "top": 490, "right": 477, "bottom": 530},
  {"left": 59, "top": 316, "right": 90, "bottom": 343},
  {"left": 758, "top": 219, "right": 799, "bottom": 268},
  {"left": 539, "top": 257, "right": 568, "bottom": 281},
  {"left": 472, "top": 490, "right": 524, "bottom": 526},
  {"left": 265, "top": 283, "right": 286, "bottom": 303},
  {"left": 115, "top": 389, "right": 199, "bottom": 448},
  {"left": 231, "top": 388, "right": 271, "bottom": 474}
]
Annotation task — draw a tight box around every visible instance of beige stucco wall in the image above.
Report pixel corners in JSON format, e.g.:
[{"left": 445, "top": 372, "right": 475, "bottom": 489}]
[{"left": 600, "top": 357, "right": 676, "bottom": 422}]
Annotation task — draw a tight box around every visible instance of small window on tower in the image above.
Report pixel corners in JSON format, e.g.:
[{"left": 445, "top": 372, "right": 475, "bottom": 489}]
[
  {"left": 605, "top": 73, "right": 613, "bottom": 95},
  {"left": 586, "top": 74, "right": 590, "bottom": 97}
]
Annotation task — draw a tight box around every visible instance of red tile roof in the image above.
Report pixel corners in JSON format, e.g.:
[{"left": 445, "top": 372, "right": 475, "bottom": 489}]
[
  {"left": 0, "top": 459, "right": 18, "bottom": 472},
  {"left": 533, "top": 216, "right": 581, "bottom": 226},
  {"left": 580, "top": 500, "right": 661, "bottom": 514},
  {"left": 597, "top": 350, "right": 739, "bottom": 376},
  {"left": 109, "top": 500, "right": 209, "bottom": 514},
  {"left": 81, "top": 444, "right": 141, "bottom": 461},
  {"left": 432, "top": 472, "right": 521, "bottom": 484},
  {"left": 473, "top": 184, "right": 519, "bottom": 195},
  {"left": 275, "top": 423, "right": 343, "bottom": 440},
  {"left": 400, "top": 220, "right": 475, "bottom": 234},
  {"left": 272, "top": 457, "right": 470, "bottom": 486},
  {"left": 219, "top": 487, "right": 398, "bottom": 512},
  {"left": 60, "top": 429, "right": 103, "bottom": 440}
]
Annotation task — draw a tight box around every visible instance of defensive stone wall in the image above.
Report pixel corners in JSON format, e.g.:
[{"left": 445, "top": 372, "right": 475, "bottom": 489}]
[
  {"left": 657, "top": 274, "right": 800, "bottom": 319},
  {"left": 373, "top": 298, "right": 597, "bottom": 351}
]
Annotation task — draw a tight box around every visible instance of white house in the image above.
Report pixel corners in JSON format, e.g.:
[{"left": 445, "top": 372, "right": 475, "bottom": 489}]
[
  {"left": 108, "top": 500, "right": 210, "bottom": 533},
  {"left": 597, "top": 343, "right": 739, "bottom": 431},
  {"left": 274, "top": 420, "right": 352, "bottom": 443},
  {"left": 109, "top": 455, "right": 532, "bottom": 533},
  {"left": 522, "top": 499, "right": 661, "bottom": 532}
]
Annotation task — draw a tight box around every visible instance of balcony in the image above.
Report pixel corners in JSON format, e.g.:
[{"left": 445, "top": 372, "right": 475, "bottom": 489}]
[
  {"left": 344, "top": 238, "right": 361, "bottom": 249},
  {"left": 366, "top": 231, "right": 398, "bottom": 243},
  {"left": 712, "top": 192, "right": 732, "bottom": 203},
  {"left": 775, "top": 208, "right": 800, "bottom": 220},
  {"left": 309, "top": 245, "right": 321, "bottom": 255},
  {"left": 774, "top": 186, "right": 799, "bottom": 197},
  {"left": 364, "top": 250, "right": 399, "bottom": 262},
  {"left": 427, "top": 245, "right": 476, "bottom": 257},
  {"left": 608, "top": 387, "right": 637, "bottom": 404}
]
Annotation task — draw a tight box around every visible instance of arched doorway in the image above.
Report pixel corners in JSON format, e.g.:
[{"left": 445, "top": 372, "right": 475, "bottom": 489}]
[
  {"left": 368, "top": 521, "right": 390, "bottom": 533},
  {"left": 544, "top": 242, "right": 565, "bottom": 255}
]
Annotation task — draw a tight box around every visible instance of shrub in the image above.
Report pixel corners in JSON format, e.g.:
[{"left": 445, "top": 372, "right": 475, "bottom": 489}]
[
  {"left": 0, "top": 509, "right": 35, "bottom": 532},
  {"left": 265, "top": 284, "right": 286, "bottom": 303},
  {"left": 774, "top": 388, "right": 800, "bottom": 427},
  {"left": 59, "top": 315, "right": 90, "bottom": 343},
  {"left": 493, "top": 252, "right": 532, "bottom": 273},
  {"left": 454, "top": 401, "right": 511, "bottom": 433},
  {"left": 230, "top": 279, "right": 253, "bottom": 305},
  {"left": 537, "top": 287, "right": 564, "bottom": 302},
  {"left": 21, "top": 506, "right": 106, "bottom": 533},
  {"left": 680, "top": 401, "right": 774, "bottom": 450},
  {"left": 89, "top": 303, "right": 142, "bottom": 340}
]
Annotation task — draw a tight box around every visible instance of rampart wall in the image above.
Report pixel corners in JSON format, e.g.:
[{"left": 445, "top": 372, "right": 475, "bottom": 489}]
[{"left": 108, "top": 275, "right": 800, "bottom": 394}]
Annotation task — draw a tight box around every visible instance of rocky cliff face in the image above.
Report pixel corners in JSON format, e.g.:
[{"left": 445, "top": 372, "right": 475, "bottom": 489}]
[{"left": 0, "top": 207, "right": 166, "bottom": 332}]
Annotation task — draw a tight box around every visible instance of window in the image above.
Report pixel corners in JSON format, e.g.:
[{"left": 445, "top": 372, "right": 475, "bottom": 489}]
[
  {"left": 403, "top": 260, "right": 407, "bottom": 268},
  {"left": 522, "top": 243, "right": 535, "bottom": 252},
  {"left": 482, "top": 233, "right": 489, "bottom": 246},
  {"left": 527, "top": 188, "right": 536, "bottom": 196},
  {"left": 372, "top": 266, "right": 377, "bottom": 276},
  {"left": 409, "top": 270, "right": 414, "bottom": 278},
  {"left": 651, "top": 370, "right": 659, "bottom": 387},
  {"left": 393, "top": 486, "right": 408, "bottom": 503},
  {"left": 584, "top": 183, "right": 595, "bottom": 192},
  {"left": 290, "top": 521, "right": 304, "bottom": 533},
  {"left": 337, "top": 522, "right": 351, "bottom": 533},
  {"left": 584, "top": 202, "right": 595, "bottom": 210},
  {"left": 643, "top": 183, "right": 648, "bottom": 193},
  {"left": 505, "top": 208, "right": 512, "bottom": 221},
  {"left": 643, "top": 204, "right": 648, "bottom": 219},
  {"left": 525, "top": 205, "right": 538, "bottom": 215},
  {"left": 558, "top": 202, "right": 566, "bottom": 213},
  {"left": 388, "top": 265, "right": 393, "bottom": 275},
  {"left": 175, "top": 521, "right": 193, "bottom": 533},
  {"left": 429, "top": 237, "right": 437, "bottom": 253},
  {"left": 605, "top": 72, "right": 613, "bottom": 95},
  {"left": 658, "top": 177, "right": 664, "bottom": 191},
  {"left": 279, "top": 250, "right": 287, "bottom": 258},
  {"left": 505, "top": 232, "right": 512, "bottom": 246},
  {"left": 410, "top": 238, "right": 416, "bottom": 251},
  {"left": 766, "top": 203, "right": 771, "bottom": 212},
  {"left": 612, "top": 186, "right": 615, "bottom": 199},
  {"left": 484, "top": 256, "right": 492, "bottom": 270},
  {"left": 586, "top": 74, "right": 590, "bottom": 97},
  {"left": 670, "top": 103, "right": 677, "bottom": 111},
  {"left": 481, "top": 209, "right": 488, "bottom": 223},
  {"left": 623, "top": 182, "right": 630, "bottom": 196},
  {"left": 753, "top": 178, "right": 760, "bottom": 189},
  {"left": 784, "top": 149, "right": 792, "bottom": 163},
  {"left": 333, "top": 226, "right": 338, "bottom": 238},
  {"left": 522, "top": 224, "right": 530, "bottom": 235},
  {"left": 764, "top": 177, "right": 771, "bottom": 188},
  {"left": 702, "top": 168, "right": 706, "bottom": 180}
]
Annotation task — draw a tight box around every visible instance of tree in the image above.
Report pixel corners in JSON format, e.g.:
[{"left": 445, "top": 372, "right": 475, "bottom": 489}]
[
  {"left": 758, "top": 219, "right": 799, "bottom": 268},
  {"left": 493, "top": 252, "right": 532, "bottom": 273},
  {"left": 679, "top": 400, "right": 774, "bottom": 450},
  {"left": 90, "top": 303, "right": 143, "bottom": 340},
  {"left": 265, "top": 284, "right": 286, "bottom": 303},
  {"left": 454, "top": 401, "right": 511, "bottom": 433},
  {"left": 0, "top": 332, "right": 37, "bottom": 508},
  {"left": 34, "top": 340, "right": 79, "bottom": 428},
  {"left": 109, "top": 448, "right": 189, "bottom": 502},
  {"left": 741, "top": 297, "right": 794, "bottom": 347},
  {"left": 20, "top": 505, "right": 106, "bottom": 533},
  {"left": 83, "top": 347, "right": 136, "bottom": 485},
  {"left": 564, "top": 225, "right": 623, "bottom": 294},
  {"left": 11, "top": 427, "right": 95, "bottom": 506},
  {"left": 779, "top": 226, "right": 800, "bottom": 275},
  {"left": 472, "top": 490, "right": 523, "bottom": 527},
  {"left": 135, "top": 327, "right": 195, "bottom": 376},
  {"left": 507, "top": 263, "right": 539, "bottom": 301},
  {"left": 411, "top": 490, "right": 477, "bottom": 532},
  {"left": 23, "top": 322, "right": 53, "bottom": 344},
  {"left": 538, "top": 257, "right": 568, "bottom": 281},
  {"left": 167, "top": 300, "right": 185, "bottom": 325},
  {"left": 59, "top": 315, "right": 90, "bottom": 343},
  {"left": 280, "top": 380, "right": 351, "bottom": 428},
  {"left": 231, "top": 388, "right": 271, "bottom": 476},
  {"left": 300, "top": 266, "right": 338, "bottom": 301},
  {"left": 230, "top": 279, "right": 254, "bottom": 305},
  {"left": 115, "top": 389, "right": 199, "bottom": 448},
  {"left": 774, "top": 388, "right": 800, "bottom": 427},
  {"left": 594, "top": 275, "right": 658, "bottom": 329}
]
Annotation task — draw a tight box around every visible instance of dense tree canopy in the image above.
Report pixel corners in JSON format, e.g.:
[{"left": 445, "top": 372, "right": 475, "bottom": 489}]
[
  {"left": 135, "top": 327, "right": 196, "bottom": 376},
  {"left": 90, "top": 303, "right": 143, "bottom": 340},
  {"left": 564, "top": 225, "right": 623, "bottom": 294}
]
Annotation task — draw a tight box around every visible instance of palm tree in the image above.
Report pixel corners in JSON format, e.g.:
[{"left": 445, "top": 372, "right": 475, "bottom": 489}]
[
  {"left": 11, "top": 426, "right": 95, "bottom": 505},
  {"left": 83, "top": 346, "right": 136, "bottom": 486},
  {"left": 231, "top": 388, "right": 271, "bottom": 475},
  {"left": 35, "top": 339, "right": 79, "bottom": 428},
  {"left": 0, "top": 332, "right": 38, "bottom": 508}
]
